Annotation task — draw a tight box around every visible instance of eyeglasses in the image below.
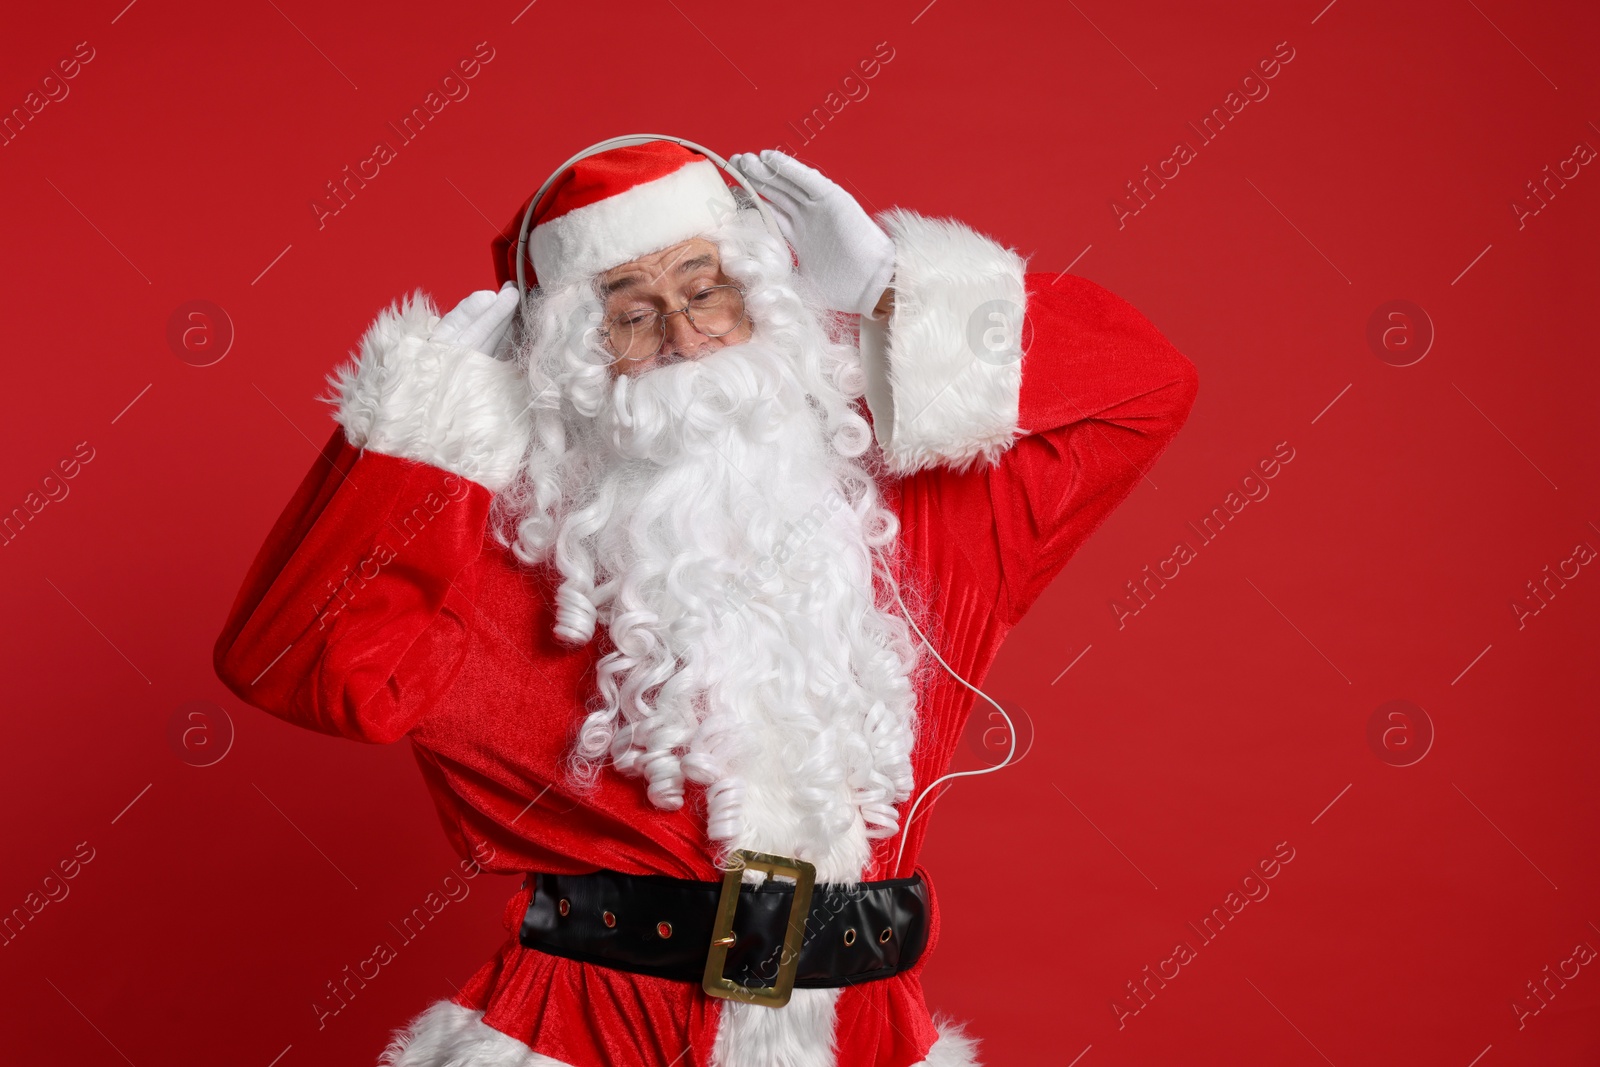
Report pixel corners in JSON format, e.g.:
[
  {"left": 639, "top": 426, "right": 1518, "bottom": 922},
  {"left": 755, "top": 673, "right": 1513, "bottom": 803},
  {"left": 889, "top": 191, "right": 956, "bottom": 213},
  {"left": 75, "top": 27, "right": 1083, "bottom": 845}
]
[{"left": 600, "top": 285, "right": 747, "bottom": 363}]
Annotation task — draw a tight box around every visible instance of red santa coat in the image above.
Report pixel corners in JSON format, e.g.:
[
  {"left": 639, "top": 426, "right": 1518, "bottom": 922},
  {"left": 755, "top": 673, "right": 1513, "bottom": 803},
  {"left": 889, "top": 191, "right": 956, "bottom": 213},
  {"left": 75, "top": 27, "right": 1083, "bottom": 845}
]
[{"left": 214, "top": 208, "right": 1198, "bottom": 1067}]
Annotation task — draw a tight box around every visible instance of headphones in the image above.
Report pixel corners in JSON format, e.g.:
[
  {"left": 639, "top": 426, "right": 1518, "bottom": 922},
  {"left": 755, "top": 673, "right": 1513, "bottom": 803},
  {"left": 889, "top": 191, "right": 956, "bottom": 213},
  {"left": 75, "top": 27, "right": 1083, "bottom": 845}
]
[
  {"left": 512, "top": 133, "right": 788, "bottom": 306},
  {"left": 510, "top": 134, "right": 1019, "bottom": 871}
]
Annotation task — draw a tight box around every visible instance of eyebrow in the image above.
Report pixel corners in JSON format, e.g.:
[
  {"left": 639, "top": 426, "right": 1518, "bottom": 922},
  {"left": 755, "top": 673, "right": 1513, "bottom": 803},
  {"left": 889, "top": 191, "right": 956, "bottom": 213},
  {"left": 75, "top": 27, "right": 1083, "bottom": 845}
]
[{"left": 601, "top": 252, "right": 718, "bottom": 297}]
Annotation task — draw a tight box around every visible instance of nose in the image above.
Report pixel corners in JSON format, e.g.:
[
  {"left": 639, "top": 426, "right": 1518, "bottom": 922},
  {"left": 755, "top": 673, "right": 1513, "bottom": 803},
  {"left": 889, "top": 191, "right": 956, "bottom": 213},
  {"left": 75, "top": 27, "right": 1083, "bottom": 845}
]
[{"left": 657, "top": 308, "right": 715, "bottom": 362}]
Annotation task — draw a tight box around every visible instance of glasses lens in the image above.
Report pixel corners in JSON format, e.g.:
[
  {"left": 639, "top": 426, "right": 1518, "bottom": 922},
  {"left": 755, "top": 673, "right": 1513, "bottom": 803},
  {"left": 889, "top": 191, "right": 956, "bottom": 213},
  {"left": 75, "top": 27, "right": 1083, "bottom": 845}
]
[
  {"left": 686, "top": 287, "right": 745, "bottom": 337},
  {"left": 602, "top": 287, "right": 746, "bottom": 361},
  {"left": 606, "top": 310, "right": 661, "bottom": 361}
]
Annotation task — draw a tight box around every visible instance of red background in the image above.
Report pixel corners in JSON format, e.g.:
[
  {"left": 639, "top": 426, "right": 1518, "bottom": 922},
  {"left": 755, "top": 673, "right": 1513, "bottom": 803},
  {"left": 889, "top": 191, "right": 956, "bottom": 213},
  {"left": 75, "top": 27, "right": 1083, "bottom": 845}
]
[{"left": 2, "top": 1, "right": 1596, "bottom": 1064}]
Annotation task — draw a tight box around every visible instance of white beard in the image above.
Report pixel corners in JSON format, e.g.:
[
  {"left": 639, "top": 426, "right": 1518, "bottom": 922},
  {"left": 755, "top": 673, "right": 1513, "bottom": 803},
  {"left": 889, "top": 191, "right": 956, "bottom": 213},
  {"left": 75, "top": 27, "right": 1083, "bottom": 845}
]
[
  {"left": 494, "top": 220, "right": 936, "bottom": 1066},
  {"left": 543, "top": 333, "right": 920, "bottom": 884}
]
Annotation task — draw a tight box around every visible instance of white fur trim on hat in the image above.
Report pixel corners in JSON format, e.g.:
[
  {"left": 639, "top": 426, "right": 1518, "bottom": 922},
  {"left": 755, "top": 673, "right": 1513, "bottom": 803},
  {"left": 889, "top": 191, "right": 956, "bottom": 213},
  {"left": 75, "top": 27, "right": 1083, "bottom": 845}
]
[
  {"left": 530, "top": 159, "right": 739, "bottom": 290},
  {"left": 857, "top": 208, "right": 1029, "bottom": 477},
  {"left": 320, "top": 290, "right": 534, "bottom": 493}
]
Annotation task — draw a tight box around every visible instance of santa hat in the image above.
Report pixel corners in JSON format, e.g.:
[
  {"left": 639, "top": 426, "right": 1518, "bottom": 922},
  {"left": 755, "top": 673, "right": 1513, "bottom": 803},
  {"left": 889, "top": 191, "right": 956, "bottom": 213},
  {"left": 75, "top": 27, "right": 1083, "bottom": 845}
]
[{"left": 492, "top": 141, "right": 740, "bottom": 291}]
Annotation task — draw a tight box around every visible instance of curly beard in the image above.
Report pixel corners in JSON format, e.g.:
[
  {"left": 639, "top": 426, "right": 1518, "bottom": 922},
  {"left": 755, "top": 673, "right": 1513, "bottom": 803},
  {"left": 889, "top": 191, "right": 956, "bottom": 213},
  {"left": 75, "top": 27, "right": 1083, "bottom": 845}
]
[{"left": 494, "top": 215, "right": 923, "bottom": 880}]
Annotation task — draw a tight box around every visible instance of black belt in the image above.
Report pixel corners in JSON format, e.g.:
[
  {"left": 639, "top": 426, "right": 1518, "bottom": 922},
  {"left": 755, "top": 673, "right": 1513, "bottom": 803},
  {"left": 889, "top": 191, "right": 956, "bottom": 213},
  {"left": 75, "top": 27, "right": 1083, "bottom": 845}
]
[{"left": 518, "top": 850, "right": 929, "bottom": 1008}]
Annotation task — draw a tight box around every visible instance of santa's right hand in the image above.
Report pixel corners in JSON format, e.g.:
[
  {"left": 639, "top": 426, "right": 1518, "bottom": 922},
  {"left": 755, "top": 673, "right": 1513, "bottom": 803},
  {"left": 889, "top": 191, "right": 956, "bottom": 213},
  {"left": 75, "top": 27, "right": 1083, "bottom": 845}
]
[{"left": 429, "top": 281, "right": 520, "bottom": 360}]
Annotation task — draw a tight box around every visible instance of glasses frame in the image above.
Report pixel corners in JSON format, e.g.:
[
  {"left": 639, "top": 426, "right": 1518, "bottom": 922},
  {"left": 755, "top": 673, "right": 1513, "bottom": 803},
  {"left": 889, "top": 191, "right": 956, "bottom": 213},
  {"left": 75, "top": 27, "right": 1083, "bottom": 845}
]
[{"left": 598, "top": 284, "right": 749, "bottom": 364}]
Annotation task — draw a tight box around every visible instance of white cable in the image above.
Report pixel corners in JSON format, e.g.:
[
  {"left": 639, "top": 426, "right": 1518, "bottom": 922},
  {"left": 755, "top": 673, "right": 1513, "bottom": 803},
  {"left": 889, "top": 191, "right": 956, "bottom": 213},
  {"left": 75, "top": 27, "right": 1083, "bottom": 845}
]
[{"left": 886, "top": 573, "right": 1018, "bottom": 872}]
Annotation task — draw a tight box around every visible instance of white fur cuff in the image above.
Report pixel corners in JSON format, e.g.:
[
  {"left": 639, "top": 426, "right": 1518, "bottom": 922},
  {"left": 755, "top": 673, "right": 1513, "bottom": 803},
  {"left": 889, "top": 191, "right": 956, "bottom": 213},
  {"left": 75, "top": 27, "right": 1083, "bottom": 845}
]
[
  {"left": 321, "top": 291, "right": 533, "bottom": 492},
  {"left": 859, "top": 208, "right": 1029, "bottom": 477}
]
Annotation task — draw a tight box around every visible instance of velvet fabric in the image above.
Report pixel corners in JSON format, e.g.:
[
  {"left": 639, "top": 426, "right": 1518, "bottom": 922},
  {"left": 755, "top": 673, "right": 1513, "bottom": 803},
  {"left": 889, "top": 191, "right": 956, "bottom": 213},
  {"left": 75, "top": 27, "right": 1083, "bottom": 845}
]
[{"left": 214, "top": 270, "right": 1198, "bottom": 1065}]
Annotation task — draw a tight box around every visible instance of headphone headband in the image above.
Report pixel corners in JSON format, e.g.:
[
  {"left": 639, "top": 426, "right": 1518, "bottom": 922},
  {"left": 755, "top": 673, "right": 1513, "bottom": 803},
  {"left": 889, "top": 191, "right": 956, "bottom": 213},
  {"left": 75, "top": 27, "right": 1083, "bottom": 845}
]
[{"left": 513, "top": 134, "right": 784, "bottom": 305}]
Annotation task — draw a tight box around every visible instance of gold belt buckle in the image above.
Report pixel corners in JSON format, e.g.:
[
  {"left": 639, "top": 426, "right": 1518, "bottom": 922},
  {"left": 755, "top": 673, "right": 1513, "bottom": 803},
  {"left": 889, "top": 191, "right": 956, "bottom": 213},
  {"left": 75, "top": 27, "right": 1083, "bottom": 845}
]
[{"left": 701, "top": 849, "right": 816, "bottom": 1008}]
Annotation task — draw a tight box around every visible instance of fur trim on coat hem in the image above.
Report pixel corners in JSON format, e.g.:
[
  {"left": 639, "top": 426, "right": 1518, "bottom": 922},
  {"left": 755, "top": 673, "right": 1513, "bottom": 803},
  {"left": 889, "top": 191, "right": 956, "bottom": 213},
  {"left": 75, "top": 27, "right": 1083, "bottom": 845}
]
[{"left": 375, "top": 997, "right": 984, "bottom": 1067}]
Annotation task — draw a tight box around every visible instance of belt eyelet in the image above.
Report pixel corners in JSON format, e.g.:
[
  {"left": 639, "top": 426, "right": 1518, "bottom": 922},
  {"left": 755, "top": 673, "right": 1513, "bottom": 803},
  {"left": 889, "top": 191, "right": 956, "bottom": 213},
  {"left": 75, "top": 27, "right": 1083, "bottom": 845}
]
[
  {"left": 557, "top": 898, "right": 570, "bottom": 917},
  {"left": 603, "top": 910, "right": 617, "bottom": 928},
  {"left": 843, "top": 927, "right": 857, "bottom": 946},
  {"left": 878, "top": 927, "right": 892, "bottom": 943},
  {"left": 657, "top": 921, "right": 673, "bottom": 938}
]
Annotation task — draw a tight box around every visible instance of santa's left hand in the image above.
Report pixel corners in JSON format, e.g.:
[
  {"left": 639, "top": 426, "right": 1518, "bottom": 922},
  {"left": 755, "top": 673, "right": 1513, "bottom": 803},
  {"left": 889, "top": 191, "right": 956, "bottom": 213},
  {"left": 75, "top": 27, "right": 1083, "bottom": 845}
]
[
  {"left": 729, "top": 149, "right": 895, "bottom": 317},
  {"left": 429, "top": 281, "right": 520, "bottom": 360}
]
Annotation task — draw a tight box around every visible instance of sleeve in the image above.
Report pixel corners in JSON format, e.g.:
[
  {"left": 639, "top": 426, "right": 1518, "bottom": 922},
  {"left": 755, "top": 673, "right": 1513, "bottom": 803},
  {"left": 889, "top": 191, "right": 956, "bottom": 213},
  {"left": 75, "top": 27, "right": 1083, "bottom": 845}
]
[
  {"left": 212, "top": 292, "right": 534, "bottom": 743},
  {"left": 858, "top": 210, "right": 1199, "bottom": 628}
]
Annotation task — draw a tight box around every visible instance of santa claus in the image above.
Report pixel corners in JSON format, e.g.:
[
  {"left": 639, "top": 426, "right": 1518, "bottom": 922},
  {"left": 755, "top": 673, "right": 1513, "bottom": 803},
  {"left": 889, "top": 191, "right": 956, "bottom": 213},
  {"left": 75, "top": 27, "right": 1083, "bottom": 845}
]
[{"left": 214, "top": 139, "right": 1198, "bottom": 1066}]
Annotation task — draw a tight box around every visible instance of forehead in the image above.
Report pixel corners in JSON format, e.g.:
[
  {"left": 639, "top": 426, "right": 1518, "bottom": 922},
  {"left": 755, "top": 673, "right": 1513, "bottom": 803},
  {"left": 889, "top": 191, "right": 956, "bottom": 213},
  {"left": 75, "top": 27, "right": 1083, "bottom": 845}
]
[{"left": 598, "top": 237, "right": 721, "bottom": 297}]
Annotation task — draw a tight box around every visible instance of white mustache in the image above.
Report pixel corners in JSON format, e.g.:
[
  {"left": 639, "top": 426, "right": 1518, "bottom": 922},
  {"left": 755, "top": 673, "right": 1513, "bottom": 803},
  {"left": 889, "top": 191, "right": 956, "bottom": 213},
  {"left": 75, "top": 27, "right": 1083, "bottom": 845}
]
[{"left": 602, "top": 341, "right": 802, "bottom": 461}]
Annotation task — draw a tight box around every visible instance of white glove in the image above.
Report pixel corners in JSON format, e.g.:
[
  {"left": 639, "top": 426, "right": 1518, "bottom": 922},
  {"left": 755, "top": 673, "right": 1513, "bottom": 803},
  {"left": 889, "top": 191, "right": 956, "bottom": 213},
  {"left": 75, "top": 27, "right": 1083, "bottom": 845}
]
[
  {"left": 429, "top": 281, "right": 520, "bottom": 360},
  {"left": 728, "top": 149, "right": 896, "bottom": 317}
]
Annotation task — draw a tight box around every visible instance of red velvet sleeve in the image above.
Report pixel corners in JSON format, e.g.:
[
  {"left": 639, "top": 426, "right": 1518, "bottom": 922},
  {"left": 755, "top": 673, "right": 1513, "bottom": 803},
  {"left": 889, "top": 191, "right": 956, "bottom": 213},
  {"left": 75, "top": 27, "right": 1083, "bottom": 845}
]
[
  {"left": 901, "top": 272, "right": 1199, "bottom": 631},
  {"left": 213, "top": 426, "right": 495, "bottom": 744},
  {"left": 991, "top": 272, "right": 1199, "bottom": 623}
]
